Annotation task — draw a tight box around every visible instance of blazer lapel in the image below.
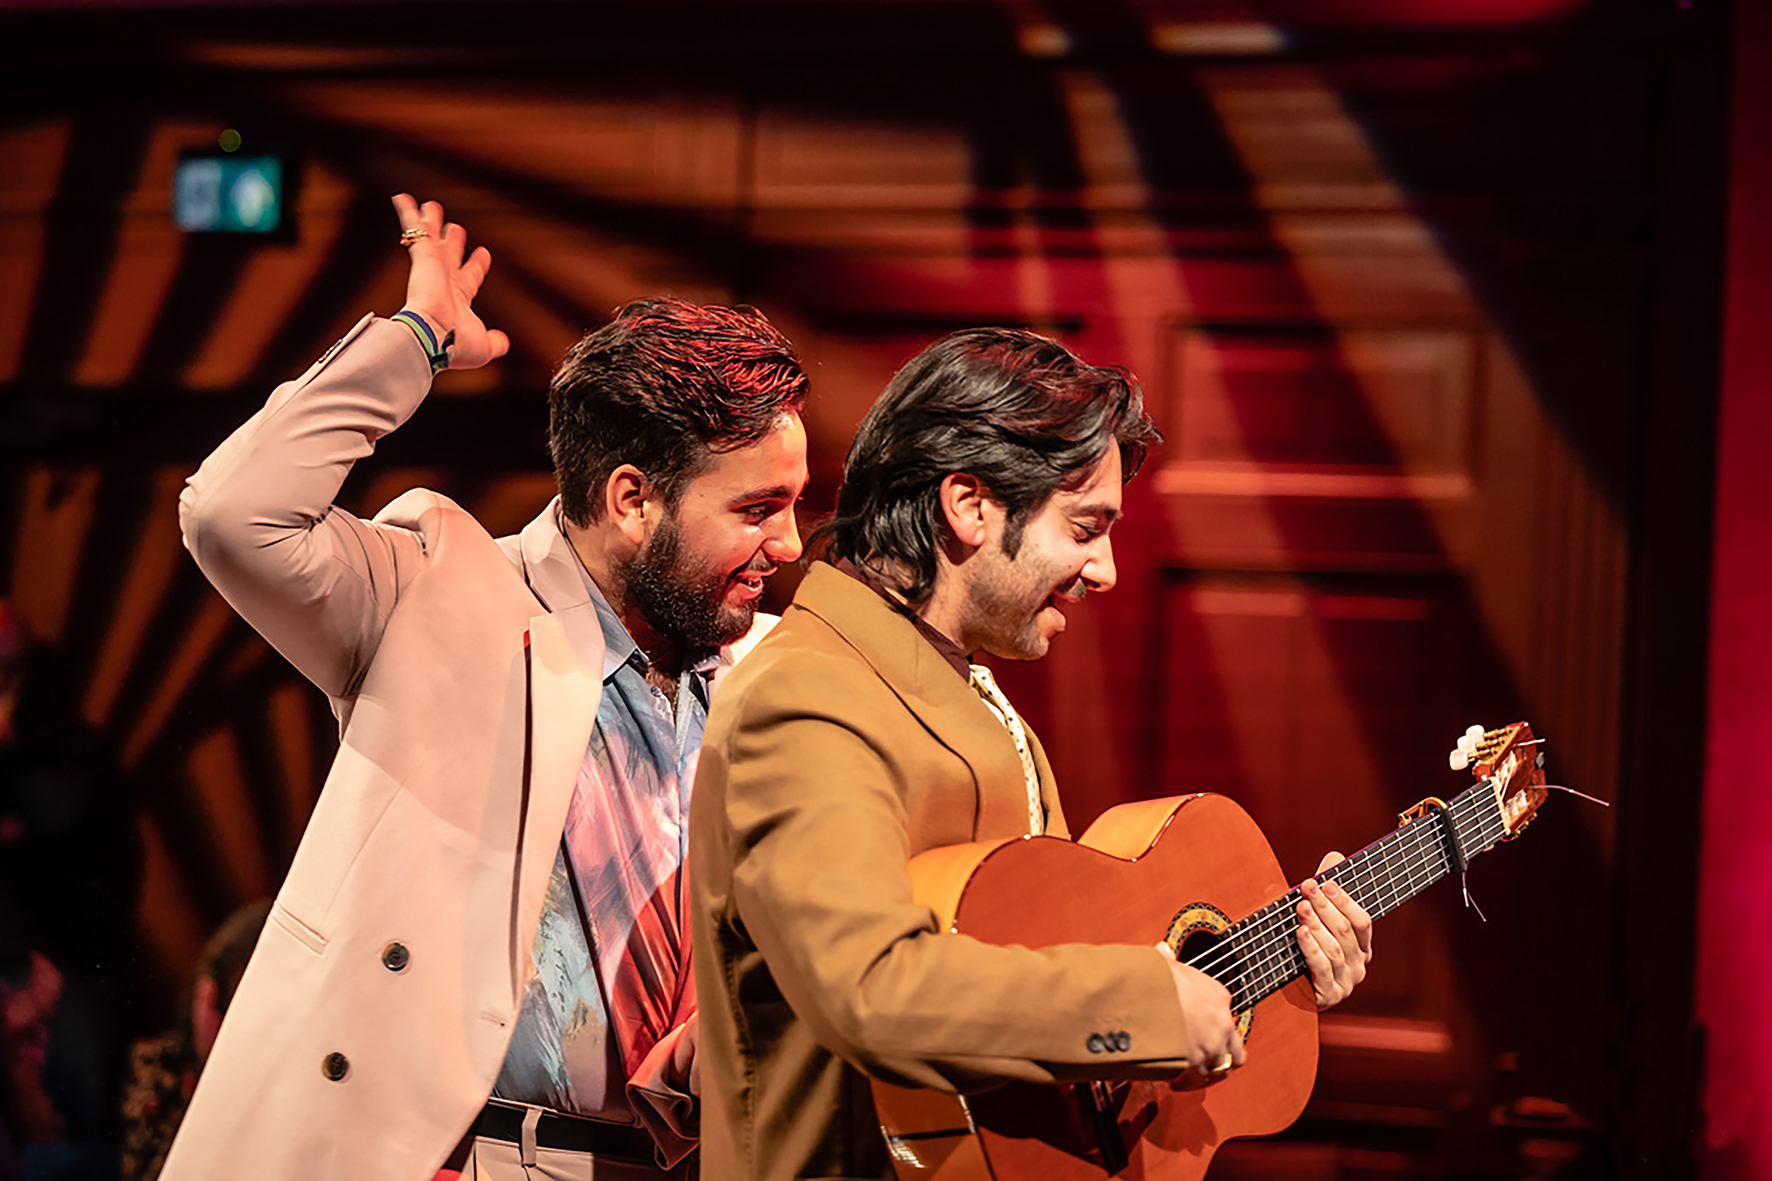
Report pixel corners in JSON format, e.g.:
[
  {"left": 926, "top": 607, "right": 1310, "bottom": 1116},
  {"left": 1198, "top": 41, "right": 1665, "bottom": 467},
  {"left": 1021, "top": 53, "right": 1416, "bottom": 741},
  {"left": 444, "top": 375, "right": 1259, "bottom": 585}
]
[
  {"left": 507, "top": 499, "right": 607, "bottom": 999},
  {"left": 794, "top": 564, "right": 1030, "bottom": 839}
]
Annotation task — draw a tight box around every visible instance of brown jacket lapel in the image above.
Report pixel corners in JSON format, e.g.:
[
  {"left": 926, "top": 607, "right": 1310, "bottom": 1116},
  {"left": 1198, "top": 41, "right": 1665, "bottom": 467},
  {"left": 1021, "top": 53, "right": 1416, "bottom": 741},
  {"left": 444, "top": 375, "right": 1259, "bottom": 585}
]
[{"left": 790, "top": 562, "right": 1064, "bottom": 840}]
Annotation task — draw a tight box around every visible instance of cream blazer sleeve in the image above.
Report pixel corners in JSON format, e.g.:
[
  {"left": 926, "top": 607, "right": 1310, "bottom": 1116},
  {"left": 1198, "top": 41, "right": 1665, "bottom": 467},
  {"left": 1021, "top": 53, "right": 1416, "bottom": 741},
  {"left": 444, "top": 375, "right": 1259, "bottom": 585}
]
[{"left": 178, "top": 315, "right": 434, "bottom": 701}]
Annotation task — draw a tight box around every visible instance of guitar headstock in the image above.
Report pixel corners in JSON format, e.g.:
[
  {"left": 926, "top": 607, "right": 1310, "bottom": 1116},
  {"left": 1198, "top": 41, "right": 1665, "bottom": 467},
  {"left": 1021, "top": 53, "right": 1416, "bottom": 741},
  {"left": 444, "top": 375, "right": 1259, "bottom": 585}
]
[{"left": 1449, "top": 721, "right": 1548, "bottom": 839}]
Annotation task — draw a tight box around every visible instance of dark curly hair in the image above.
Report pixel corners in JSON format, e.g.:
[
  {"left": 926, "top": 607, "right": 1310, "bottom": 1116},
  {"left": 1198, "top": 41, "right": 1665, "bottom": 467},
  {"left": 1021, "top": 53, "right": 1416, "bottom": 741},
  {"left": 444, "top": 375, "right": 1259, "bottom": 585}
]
[
  {"left": 549, "top": 298, "right": 809, "bottom": 526},
  {"left": 815, "top": 327, "right": 1160, "bottom": 606}
]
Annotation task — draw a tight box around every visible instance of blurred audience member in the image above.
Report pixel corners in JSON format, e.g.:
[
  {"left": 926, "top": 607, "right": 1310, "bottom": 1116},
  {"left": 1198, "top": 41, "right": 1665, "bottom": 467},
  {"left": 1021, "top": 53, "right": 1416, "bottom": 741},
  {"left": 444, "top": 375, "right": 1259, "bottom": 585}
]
[
  {"left": 119, "top": 903, "right": 269, "bottom": 1181},
  {"left": 2, "top": 948, "right": 67, "bottom": 1174},
  {"left": 0, "top": 601, "right": 139, "bottom": 1154}
]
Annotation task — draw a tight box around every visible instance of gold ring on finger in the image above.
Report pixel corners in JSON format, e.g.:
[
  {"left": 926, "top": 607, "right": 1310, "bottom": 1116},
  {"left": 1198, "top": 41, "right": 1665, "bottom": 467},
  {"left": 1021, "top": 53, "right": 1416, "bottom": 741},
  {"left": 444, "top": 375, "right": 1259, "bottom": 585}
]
[
  {"left": 399, "top": 226, "right": 429, "bottom": 246},
  {"left": 1209, "top": 1054, "right": 1234, "bottom": 1076}
]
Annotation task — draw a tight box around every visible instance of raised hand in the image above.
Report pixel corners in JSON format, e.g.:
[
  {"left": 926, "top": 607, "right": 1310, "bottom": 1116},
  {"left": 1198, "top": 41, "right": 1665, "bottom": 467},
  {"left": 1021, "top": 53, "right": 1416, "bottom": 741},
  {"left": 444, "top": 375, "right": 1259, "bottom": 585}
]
[
  {"left": 1297, "top": 851, "right": 1374, "bottom": 1010},
  {"left": 389, "top": 193, "right": 510, "bottom": 371}
]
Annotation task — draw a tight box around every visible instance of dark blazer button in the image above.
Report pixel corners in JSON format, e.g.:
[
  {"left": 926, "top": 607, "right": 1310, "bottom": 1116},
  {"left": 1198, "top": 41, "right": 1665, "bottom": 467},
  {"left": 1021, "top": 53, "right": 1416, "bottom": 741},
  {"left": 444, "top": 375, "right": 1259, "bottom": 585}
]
[
  {"left": 381, "top": 941, "right": 410, "bottom": 972},
  {"left": 1115, "top": 1032, "right": 1132, "bottom": 1052},
  {"left": 1086, "top": 1034, "right": 1104, "bottom": 1054},
  {"left": 322, "top": 1052, "right": 350, "bottom": 1081}
]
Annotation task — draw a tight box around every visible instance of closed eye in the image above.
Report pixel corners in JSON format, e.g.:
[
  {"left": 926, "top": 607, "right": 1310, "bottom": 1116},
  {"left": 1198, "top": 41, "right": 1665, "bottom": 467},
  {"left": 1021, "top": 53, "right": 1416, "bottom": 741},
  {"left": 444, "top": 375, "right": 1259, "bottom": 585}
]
[{"left": 739, "top": 495, "right": 800, "bottom": 522}]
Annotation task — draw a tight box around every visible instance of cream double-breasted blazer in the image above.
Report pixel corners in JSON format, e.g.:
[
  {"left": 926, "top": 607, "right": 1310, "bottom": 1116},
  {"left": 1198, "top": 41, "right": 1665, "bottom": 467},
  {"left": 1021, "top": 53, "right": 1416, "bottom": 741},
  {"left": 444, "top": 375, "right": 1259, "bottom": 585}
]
[{"left": 163, "top": 317, "right": 764, "bottom": 1181}]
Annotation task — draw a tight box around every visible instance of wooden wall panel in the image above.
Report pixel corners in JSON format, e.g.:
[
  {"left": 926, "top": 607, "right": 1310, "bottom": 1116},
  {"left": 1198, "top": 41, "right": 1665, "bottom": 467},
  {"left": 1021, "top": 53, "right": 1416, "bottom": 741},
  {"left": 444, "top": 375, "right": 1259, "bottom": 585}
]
[{"left": 0, "top": 1, "right": 1715, "bottom": 1172}]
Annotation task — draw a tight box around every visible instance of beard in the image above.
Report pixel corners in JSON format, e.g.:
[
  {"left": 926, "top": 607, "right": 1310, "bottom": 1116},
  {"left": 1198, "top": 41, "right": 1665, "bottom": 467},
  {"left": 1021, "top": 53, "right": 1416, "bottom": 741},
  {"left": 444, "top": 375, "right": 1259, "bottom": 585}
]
[
  {"left": 964, "top": 537, "right": 1077, "bottom": 662},
  {"left": 622, "top": 512, "right": 762, "bottom": 654}
]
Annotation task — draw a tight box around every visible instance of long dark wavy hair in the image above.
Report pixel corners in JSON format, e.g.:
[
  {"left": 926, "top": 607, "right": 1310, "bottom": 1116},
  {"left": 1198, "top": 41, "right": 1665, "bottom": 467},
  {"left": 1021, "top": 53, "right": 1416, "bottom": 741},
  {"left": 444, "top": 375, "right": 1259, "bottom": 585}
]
[
  {"left": 548, "top": 297, "right": 809, "bottom": 526},
  {"left": 814, "top": 327, "right": 1160, "bottom": 606}
]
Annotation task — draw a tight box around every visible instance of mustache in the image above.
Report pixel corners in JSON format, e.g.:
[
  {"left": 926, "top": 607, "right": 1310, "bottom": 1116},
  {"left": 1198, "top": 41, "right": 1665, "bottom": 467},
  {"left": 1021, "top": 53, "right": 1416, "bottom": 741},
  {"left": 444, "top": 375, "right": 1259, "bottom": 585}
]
[
  {"left": 733, "top": 555, "right": 778, "bottom": 579},
  {"left": 1054, "top": 575, "right": 1089, "bottom": 601}
]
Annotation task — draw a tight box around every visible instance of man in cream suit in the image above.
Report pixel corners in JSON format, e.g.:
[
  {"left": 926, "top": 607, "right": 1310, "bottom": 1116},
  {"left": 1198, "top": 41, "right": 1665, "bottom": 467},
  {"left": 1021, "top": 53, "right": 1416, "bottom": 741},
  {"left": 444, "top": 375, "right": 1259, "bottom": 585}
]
[
  {"left": 163, "top": 195, "right": 809, "bottom": 1180},
  {"left": 690, "top": 329, "right": 1375, "bottom": 1180}
]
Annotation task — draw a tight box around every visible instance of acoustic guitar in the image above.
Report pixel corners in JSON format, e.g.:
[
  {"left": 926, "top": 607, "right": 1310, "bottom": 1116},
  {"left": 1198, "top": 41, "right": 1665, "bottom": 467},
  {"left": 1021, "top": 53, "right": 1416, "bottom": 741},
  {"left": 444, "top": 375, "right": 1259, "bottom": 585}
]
[{"left": 872, "top": 721, "right": 1550, "bottom": 1179}]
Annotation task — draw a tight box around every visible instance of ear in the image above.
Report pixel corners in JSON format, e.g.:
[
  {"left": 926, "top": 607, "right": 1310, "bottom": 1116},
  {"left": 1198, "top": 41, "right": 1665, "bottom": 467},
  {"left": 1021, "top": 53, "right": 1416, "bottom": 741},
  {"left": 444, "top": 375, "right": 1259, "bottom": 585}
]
[
  {"left": 937, "top": 473, "right": 992, "bottom": 550},
  {"left": 602, "top": 464, "right": 656, "bottom": 547}
]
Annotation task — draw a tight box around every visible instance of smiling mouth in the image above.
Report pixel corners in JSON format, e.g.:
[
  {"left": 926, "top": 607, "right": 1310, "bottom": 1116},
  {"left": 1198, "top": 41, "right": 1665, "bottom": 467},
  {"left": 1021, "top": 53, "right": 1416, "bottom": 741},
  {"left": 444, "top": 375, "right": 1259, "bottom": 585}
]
[{"left": 728, "top": 566, "right": 774, "bottom": 596}]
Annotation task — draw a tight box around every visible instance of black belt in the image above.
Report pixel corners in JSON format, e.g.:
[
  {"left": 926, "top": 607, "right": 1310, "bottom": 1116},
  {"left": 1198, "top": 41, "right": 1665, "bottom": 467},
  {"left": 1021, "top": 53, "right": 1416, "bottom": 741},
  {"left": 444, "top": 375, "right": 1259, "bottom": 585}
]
[{"left": 471, "top": 1099, "right": 656, "bottom": 1163}]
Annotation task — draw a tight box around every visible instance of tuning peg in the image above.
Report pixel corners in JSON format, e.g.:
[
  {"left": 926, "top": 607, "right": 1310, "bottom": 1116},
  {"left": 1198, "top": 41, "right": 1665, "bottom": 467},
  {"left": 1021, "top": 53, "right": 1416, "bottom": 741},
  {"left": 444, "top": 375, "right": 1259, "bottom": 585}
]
[
  {"left": 1449, "top": 748, "right": 1472, "bottom": 771},
  {"left": 1465, "top": 724, "right": 1486, "bottom": 740},
  {"left": 1457, "top": 733, "right": 1480, "bottom": 757}
]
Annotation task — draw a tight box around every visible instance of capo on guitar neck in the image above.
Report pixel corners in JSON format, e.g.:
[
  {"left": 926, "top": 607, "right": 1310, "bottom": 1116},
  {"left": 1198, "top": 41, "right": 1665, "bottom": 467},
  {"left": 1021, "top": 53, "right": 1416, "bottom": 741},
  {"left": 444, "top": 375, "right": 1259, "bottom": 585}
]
[
  {"left": 1398, "top": 795, "right": 1468, "bottom": 874},
  {"left": 1399, "top": 796, "right": 1486, "bottom": 919}
]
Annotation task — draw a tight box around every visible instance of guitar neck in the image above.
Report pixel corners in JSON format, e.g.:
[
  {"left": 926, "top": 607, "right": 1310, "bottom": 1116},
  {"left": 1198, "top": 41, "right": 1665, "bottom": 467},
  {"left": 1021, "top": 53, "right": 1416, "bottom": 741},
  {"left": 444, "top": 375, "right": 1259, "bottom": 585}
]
[{"left": 1208, "top": 780, "right": 1508, "bottom": 1010}]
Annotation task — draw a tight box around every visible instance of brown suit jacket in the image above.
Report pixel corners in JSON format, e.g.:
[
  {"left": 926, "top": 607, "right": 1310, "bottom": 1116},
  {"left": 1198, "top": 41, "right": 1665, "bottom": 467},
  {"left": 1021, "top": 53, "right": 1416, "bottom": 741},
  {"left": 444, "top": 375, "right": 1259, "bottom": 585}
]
[{"left": 690, "top": 562, "right": 1191, "bottom": 1181}]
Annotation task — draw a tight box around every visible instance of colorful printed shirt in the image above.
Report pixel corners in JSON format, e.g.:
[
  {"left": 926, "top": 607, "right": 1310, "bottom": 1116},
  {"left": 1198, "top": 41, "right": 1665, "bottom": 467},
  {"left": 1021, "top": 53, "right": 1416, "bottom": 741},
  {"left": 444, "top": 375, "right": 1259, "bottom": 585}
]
[{"left": 493, "top": 562, "right": 715, "bottom": 1118}]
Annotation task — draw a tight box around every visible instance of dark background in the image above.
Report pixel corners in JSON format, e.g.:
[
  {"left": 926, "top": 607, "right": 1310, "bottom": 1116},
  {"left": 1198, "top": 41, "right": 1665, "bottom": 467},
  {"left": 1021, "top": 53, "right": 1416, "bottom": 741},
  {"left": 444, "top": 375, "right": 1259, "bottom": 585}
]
[{"left": 0, "top": 0, "right": 1752, "bottom": 1177}]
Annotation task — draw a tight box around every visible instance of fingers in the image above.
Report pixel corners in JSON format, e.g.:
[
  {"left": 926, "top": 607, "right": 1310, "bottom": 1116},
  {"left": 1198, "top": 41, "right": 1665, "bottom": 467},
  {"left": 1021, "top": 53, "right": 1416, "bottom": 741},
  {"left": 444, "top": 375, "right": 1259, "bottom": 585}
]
[
  {"left": 388, "top": 193, "right": 507, "bottom": 368},
  {"left": 1315, "top": 850, "right": 1346, "bottom": 875},
  {"left": 1194, "top": 1024, "right": 1244, "bottom": 1087},
  {"left": 391, "top": 195, "right": 482, "bottom": 275},
  {"left": 1296, "top": 918, "right": 1340, "bottom": 1009},
  {"left": 390, "top": 193, "right": 447, "bottom": 242},
  {"left": 1315, "top": 875, "right": 1373, "bottom": 960},
  {"left": 460, "top": 245, "right": 494, "bottom": 295},
  {"left": 1159, "top": 949, "right": 1244, "bottom": 1086},
  {"left": 1298, "top": 875, "right": 1372, "bottom": 1009},
  {"left": 1301, "top": 878, "right": 1354, "bottom": 949},
  {"left": 441, "top": 221, "right": 468, "bottom": 265}
]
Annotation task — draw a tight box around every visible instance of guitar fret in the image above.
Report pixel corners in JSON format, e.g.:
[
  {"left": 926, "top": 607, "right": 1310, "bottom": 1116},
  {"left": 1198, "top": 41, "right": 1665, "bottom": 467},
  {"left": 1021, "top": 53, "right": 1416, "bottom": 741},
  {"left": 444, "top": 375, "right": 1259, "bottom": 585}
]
[{"left": 1210, "top": 780, "right": 1508, "bottom": 1009}]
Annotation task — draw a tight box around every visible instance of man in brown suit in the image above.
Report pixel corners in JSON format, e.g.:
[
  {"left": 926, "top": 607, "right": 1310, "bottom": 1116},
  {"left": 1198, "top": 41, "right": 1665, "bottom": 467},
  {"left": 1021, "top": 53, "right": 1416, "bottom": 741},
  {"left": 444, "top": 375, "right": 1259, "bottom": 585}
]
[{"left": 689, "top": 329, "right": 1375, "bottom": 1180}]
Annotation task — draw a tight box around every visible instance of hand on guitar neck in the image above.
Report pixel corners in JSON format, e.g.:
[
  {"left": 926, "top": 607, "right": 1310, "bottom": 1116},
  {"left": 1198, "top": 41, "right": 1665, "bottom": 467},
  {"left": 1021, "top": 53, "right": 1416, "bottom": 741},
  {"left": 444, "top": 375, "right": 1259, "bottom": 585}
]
[
  {"left": 1158, "top": 849, "right": 1374, "bottom": 1087},
  {"left": 1295, "top": 851, "right": 1374, "bottom": 1009},
  {"left": 873, "top": 722, "right": 1548, "bottom": 1180}
]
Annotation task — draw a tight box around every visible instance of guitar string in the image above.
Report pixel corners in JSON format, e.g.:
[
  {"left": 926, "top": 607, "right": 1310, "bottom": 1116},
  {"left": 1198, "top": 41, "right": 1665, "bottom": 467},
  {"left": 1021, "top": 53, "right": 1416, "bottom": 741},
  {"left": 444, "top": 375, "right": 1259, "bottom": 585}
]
[
  {"left": 1180, "top": 789, "right": 1495, "bottom": 983},
  {"left": 1214, "top": 794, "right": 1509, "bottom": 1000},
  {"left": 1184, "top": 797, "right": 1499, "bottom": 992},
  {"left": 1183, "top": 814, "right": 1471, "bottom": 994},
  {"left": 1184, "top": 821, "right": 1461, "bottom": 994},
  {"left": 1219, "top": 794, "right": 1509, "bottom": 1000},
  {"left": 1207, "top": 800, "right": 1508, "bottom": 1005},
  {"left": 1178, "top": 786, "right": 1511, "bottom": 997},
  {"left": 1184, "top": 730, "right": 1532, "bottom": 983},
  {"left": 1240, "top": 814, "right": 1480, "bottom": 999}
]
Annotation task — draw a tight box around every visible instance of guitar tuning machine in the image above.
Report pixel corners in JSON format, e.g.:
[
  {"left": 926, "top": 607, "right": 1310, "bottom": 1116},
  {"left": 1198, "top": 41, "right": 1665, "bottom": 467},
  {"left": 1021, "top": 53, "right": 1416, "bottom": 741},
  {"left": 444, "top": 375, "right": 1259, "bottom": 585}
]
[{"left": 1448, "top": 723, "right": 1486, "bottom": 771}]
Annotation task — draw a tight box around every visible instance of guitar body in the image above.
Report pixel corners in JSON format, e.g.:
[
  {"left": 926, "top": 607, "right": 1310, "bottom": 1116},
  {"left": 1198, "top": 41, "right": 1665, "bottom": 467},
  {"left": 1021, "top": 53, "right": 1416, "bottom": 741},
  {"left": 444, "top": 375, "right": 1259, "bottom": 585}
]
[{"left": 873, "top": 793, "right": 1321, "bottom": 1180}]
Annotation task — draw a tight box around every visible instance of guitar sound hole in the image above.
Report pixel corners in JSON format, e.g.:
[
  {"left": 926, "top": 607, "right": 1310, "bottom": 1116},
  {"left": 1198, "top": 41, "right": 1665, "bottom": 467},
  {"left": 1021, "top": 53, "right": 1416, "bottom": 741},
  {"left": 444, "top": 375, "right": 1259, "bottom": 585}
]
[
  {"left": 1178, "top": 928, "right": 1234, "bottom": 989},
  {"left": 1166, "top": 902, "right": 1254, "bottom": 1039}
]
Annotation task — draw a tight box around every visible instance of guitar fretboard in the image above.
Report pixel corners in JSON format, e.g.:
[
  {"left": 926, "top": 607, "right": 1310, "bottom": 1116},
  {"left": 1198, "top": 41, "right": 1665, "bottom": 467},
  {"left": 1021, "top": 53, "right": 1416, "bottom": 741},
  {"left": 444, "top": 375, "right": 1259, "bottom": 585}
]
[{"left": 1187, "top": 780, "right": 1509, "bottom": 1010}]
